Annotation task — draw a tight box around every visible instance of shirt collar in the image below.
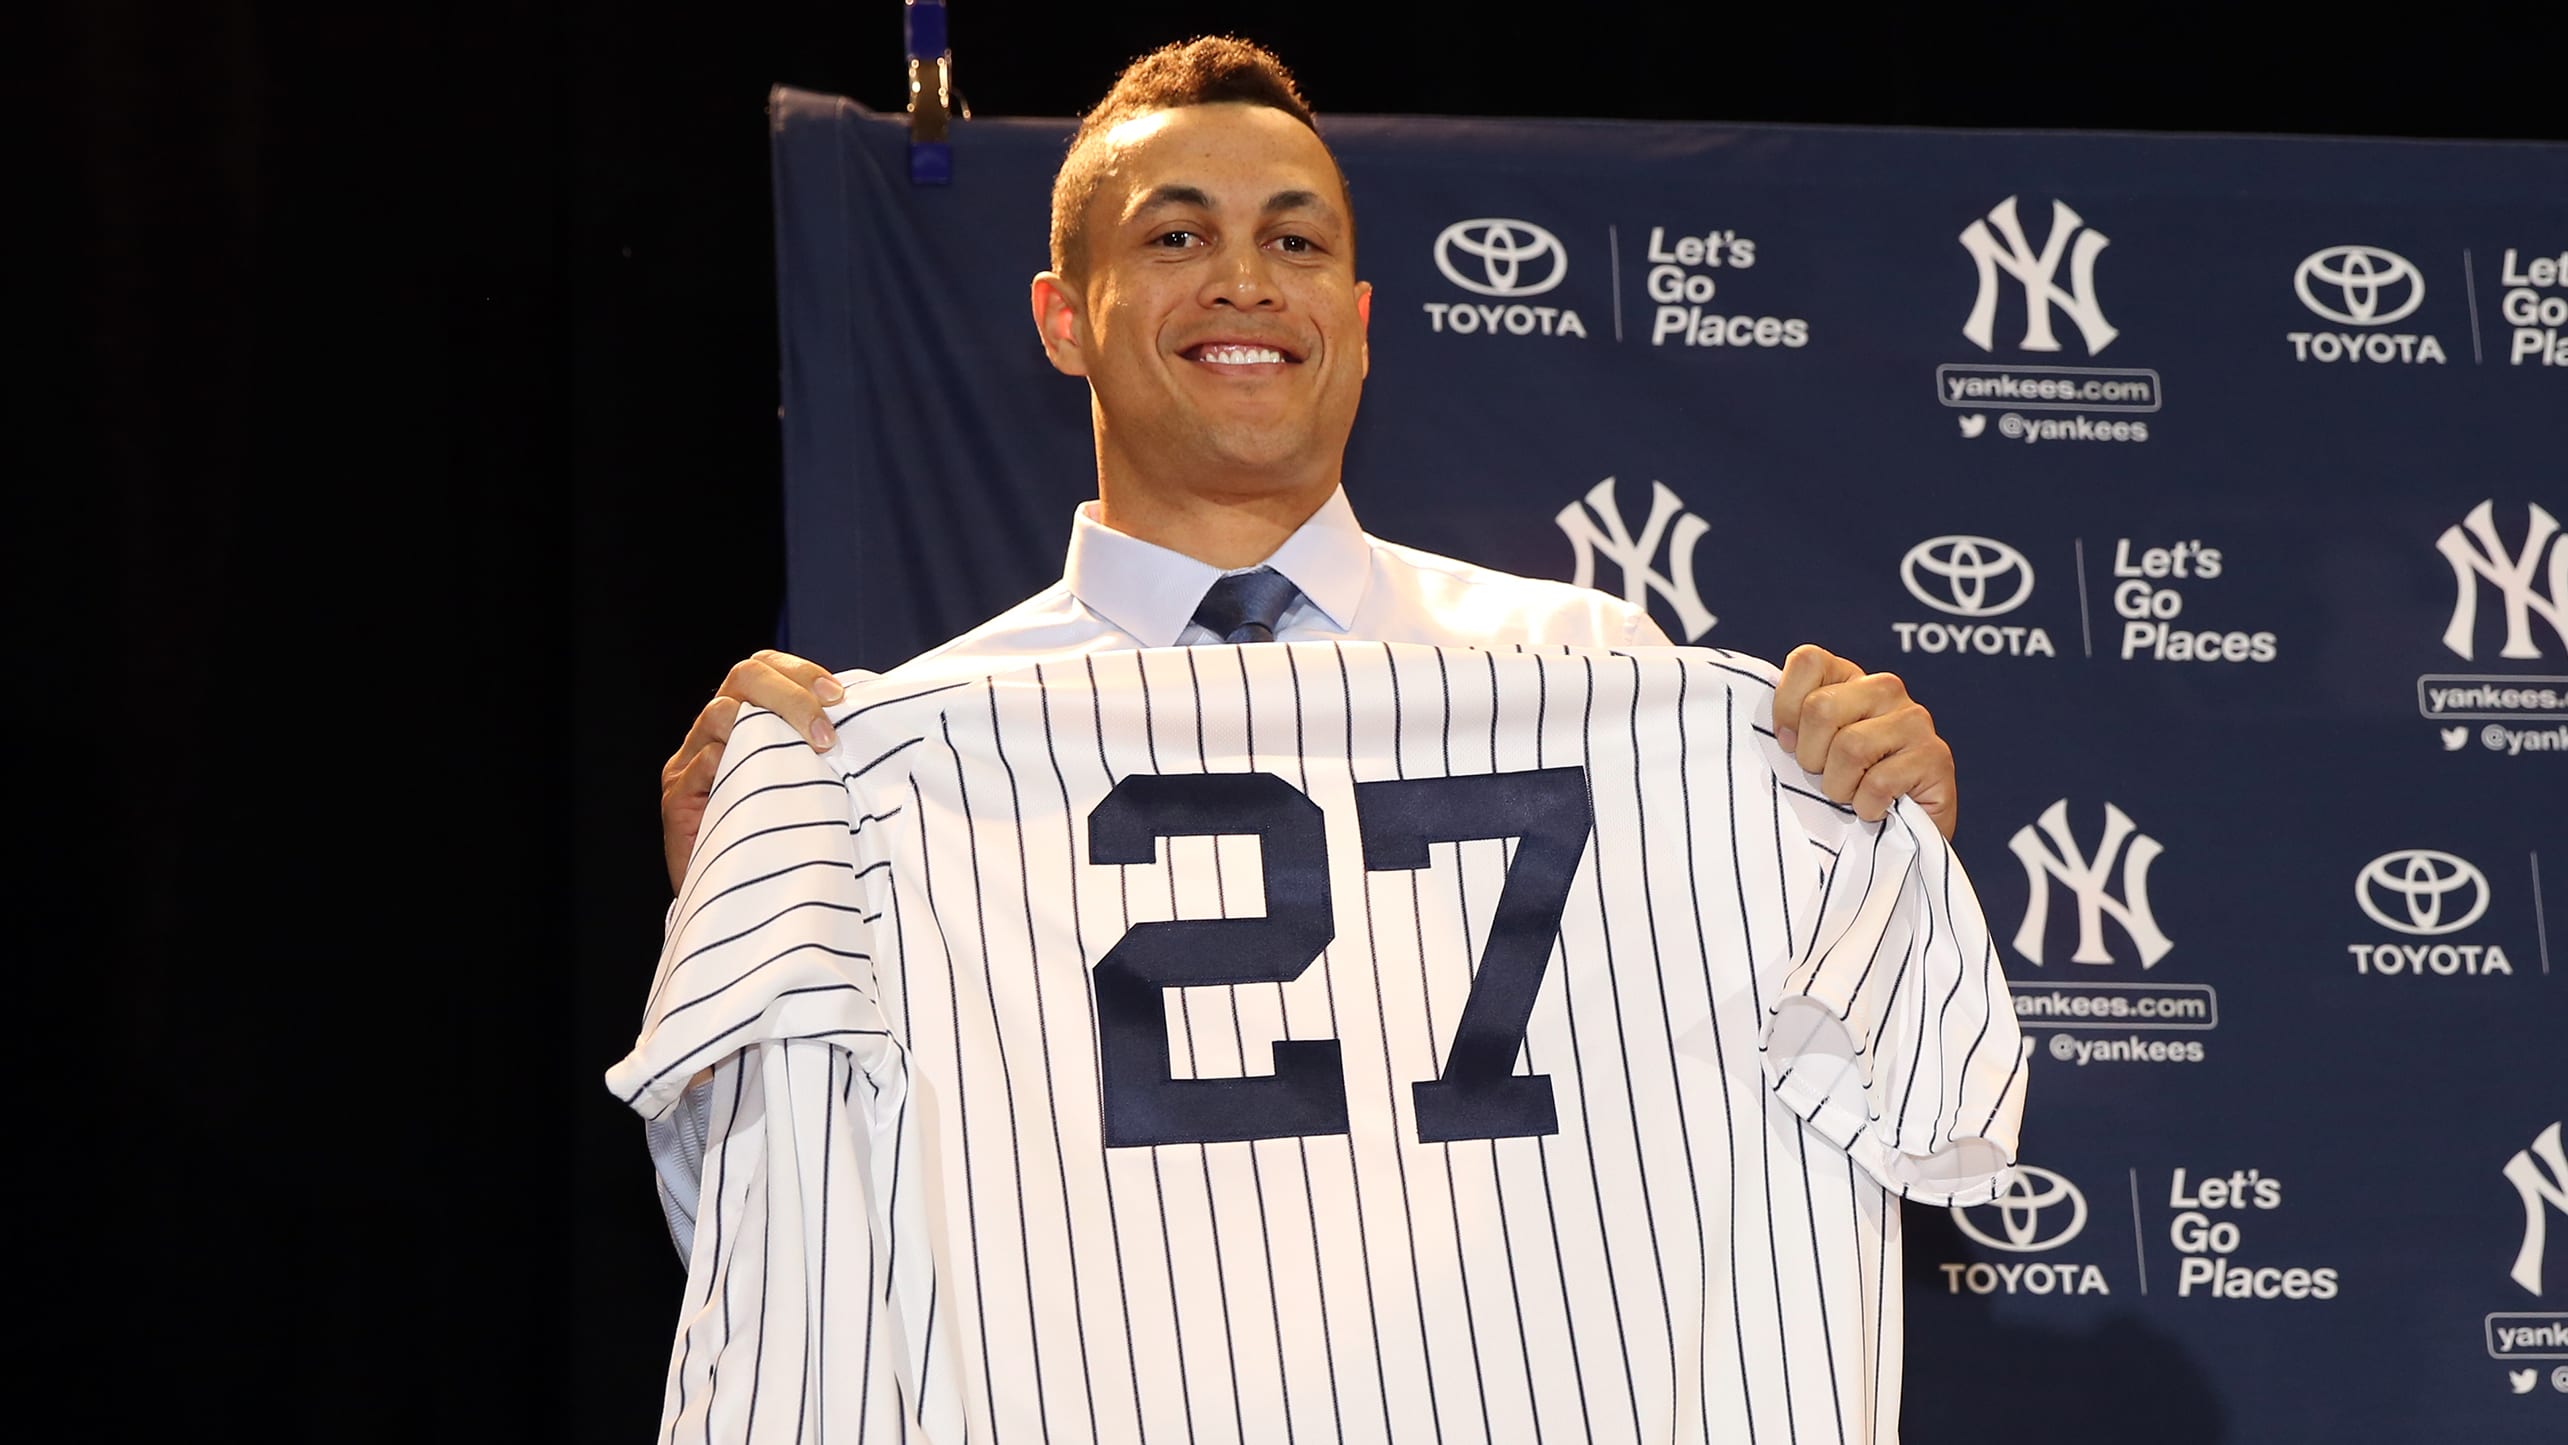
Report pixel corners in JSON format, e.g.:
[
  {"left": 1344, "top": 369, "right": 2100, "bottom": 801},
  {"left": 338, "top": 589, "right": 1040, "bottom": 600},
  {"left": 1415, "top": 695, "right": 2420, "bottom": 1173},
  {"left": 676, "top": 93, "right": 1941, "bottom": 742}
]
[{"left": 1062, "top": 486, "right": 1371, "bottom": 647}]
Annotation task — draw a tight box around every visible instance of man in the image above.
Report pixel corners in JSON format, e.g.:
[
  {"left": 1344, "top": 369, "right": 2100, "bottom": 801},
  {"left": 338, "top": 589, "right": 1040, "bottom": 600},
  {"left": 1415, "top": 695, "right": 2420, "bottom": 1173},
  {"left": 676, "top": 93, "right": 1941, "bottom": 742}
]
[
  {"left": 655, "top": 40, "right": 1953, "bottom": 892},
  {"left": 620, "top": 38, "right": 2013, "bottom": 1442}
]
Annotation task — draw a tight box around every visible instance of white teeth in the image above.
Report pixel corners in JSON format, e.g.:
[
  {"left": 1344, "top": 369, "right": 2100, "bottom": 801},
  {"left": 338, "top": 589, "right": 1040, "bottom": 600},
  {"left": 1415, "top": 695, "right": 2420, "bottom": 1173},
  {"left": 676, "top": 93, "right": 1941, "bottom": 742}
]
[{"left": 1197, "top": 344, "right": 1285, "bottom": 365}]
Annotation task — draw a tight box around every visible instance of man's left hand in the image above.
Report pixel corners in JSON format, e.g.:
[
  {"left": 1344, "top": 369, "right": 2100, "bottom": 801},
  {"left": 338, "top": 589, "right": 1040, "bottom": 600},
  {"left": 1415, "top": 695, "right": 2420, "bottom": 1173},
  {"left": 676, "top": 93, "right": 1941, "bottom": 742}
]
[{"left": 1771, "top": 644, "right": 1957, "bottom": 840}]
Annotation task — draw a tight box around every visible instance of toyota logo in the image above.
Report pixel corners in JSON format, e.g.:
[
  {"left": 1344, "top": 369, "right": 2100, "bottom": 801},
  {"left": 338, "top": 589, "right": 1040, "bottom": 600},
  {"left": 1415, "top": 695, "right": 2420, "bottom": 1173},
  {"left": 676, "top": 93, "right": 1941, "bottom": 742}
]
[
  {"left": 2294, "top": 245, "right": 2425, "bottom": 327},
  {"left": 1950, "top": 1166, "right": 2088, "bottom": 1253},
  {"left": 1901, "top": 535, "right": 2035, "bottom": 617},
  {"left": 2355, "top": 849, "right": 2489, "bottom": 936},
  {"left": 1434, "top": 218, "right": 1568, "bottom": 298}
]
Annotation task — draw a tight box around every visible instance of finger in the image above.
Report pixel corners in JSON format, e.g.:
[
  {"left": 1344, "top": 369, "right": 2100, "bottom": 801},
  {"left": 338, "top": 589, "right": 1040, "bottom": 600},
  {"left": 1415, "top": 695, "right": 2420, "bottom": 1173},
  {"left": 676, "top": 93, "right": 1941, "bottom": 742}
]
[
  {"left": 1772, "top": 643, "right": 1859, "bottom": 754},
  {"left": 659, "top": 694, "right": 744, "bottom": 788},
  {"left": 722, "top": 655, "right": 837, "bottom": 750},
  {"left": 1843, "top": 742, "right": 1957, "bottom": 836},
  {"left": 1789, "top": 672, "right": 1894, "bottom": 777},
  {"left": 751, "top": 648, "right": 847, "bottom": 707},
  {"left": 661, "top": 739, "right": 725, "bottom": 892},
  {"left": 1815, "top": 707, "right": 1956, "bottom": 837},
  {"left": 1817, "top": 710, "right": 1907, "bottom": 815}
]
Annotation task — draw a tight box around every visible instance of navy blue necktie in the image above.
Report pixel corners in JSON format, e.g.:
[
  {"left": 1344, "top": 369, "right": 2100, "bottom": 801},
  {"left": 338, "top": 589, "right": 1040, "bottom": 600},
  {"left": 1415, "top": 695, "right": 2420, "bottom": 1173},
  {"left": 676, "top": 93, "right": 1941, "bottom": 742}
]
[{"left": 1192, "top": 566, "right": 1302, "bottom": 645}]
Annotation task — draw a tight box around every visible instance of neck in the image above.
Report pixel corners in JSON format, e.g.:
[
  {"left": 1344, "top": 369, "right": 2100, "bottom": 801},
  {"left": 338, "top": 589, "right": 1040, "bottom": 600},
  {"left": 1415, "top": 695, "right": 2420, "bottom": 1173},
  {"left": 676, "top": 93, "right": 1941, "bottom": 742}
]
[{"left": 1095, "top": 477, "right": 1336, "bottom": 569}]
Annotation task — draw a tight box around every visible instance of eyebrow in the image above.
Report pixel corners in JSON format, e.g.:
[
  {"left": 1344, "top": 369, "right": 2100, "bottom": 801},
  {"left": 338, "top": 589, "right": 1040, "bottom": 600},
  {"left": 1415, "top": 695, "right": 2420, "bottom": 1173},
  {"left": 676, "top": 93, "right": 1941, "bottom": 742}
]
[{"left": 1128, "top": 186, "right": 1338, "bottom": 223}]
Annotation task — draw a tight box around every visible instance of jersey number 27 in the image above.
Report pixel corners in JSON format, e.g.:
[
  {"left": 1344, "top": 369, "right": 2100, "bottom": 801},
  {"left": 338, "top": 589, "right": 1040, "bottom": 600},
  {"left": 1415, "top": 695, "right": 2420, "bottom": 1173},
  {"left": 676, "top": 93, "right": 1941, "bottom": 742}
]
[{"left": 1088, "top": 767, "right": 1592, "bottom": 1149}]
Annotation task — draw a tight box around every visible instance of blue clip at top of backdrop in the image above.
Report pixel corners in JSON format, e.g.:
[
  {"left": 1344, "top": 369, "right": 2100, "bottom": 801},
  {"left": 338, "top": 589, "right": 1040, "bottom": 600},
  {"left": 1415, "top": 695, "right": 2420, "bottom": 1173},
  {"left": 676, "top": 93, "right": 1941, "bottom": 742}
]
[{"left": 905, "top": 0, "right": 952, "bottom": 185}]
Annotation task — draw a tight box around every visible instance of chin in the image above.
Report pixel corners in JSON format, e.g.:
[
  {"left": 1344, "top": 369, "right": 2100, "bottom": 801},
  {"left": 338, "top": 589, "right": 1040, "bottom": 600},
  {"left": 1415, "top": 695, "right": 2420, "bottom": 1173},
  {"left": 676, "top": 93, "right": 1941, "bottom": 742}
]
[{"left": 1198, "top": 427, "right": 1317, "bottom": 475}]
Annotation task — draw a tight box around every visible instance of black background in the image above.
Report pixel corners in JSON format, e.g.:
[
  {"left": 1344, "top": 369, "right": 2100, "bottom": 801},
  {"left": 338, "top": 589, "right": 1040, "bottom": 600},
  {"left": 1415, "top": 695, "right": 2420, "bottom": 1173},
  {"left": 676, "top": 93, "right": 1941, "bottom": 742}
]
[{"left": 47, "top": 0, "right": 2552, "bottom": 1436}]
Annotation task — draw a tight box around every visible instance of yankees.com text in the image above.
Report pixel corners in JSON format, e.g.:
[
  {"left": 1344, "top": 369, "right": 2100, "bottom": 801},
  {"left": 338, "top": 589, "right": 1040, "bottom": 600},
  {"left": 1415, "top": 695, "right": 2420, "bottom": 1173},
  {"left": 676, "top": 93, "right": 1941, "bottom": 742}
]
[
  {"left": 1948, "top": 374, "right": 2156, "bottom": 405},
  {"left": 2017, "top": 989, "right": 2210, "bottom": 1022},
  {"left": 2423, "top": 682, "right": 2568, "bottom": 715}
]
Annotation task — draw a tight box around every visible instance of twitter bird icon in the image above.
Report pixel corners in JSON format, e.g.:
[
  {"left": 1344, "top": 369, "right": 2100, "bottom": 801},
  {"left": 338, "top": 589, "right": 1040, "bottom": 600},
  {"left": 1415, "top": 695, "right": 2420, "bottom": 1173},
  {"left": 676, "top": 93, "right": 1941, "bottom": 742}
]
[
  {"left": 2509, "top": 1367, "right": 2537, "bottom": 1394},
  {"left": 2442, "top": 726, "right": 2470, "bottom": 751},
  {"left": 1958, "top": 414, "right": 1987, "bottom": 439}
]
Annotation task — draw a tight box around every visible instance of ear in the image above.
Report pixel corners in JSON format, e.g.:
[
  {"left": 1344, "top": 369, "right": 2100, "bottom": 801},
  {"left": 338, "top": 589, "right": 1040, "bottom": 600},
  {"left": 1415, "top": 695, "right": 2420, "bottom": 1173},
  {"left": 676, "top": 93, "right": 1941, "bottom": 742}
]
[
  {"left": 1354, "top": 280, "right": 1372, "bottom": 379},
  {"left": 1031, "top": 271, "right": 1089, "bottom": 377}
]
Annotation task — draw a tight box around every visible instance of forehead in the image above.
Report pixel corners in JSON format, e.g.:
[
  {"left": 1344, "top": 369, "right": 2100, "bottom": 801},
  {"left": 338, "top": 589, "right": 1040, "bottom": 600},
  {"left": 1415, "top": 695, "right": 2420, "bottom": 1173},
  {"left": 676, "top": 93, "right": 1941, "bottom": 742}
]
[{"left": 1091, "top": 104, "right": 1347, "bottom": 221}]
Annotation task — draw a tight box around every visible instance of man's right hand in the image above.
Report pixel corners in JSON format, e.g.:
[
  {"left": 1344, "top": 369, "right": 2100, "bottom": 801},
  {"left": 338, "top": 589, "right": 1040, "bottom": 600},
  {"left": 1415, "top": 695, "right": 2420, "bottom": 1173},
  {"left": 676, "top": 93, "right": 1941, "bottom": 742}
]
[{"left": 660, "top": 649, "right": 847, "bottom": 892}]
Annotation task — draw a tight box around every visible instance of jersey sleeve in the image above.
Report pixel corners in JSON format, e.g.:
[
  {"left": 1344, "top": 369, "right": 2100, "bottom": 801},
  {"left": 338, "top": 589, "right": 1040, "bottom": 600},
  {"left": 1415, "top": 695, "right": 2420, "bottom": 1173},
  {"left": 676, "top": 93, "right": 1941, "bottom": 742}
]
[
  {"left": 607, "top": 706, "right": 900, "bottom": 1122},
  {"left": 1760, "top": 793, "right": 2027, "bottom": 1208},
  {"left": 609, "top": 707, "right": 952, "bottom": 1438},
  {"left": 654, "top": 1038, "right": 934, "bottom": 1443}
]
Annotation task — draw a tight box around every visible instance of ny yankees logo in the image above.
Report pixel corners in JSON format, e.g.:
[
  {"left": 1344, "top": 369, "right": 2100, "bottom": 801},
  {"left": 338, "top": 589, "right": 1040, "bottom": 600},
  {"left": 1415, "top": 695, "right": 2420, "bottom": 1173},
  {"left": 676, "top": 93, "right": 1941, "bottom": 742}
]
[
  {"left": 2008, "top": 799, "right": 2173, "bottom": 966},
  {"left": 2438, "top": 500, "right": 2568, "bottom": 661},
  {"left": 1959, "top": 196, "right": 2119, "bottom": 355},
  {"left": 1555, "top": 477, "right": 1717, "bottom": 641},
  {"left": 2507, "top": 1121, "right": 2568, "bottom": 1296}
]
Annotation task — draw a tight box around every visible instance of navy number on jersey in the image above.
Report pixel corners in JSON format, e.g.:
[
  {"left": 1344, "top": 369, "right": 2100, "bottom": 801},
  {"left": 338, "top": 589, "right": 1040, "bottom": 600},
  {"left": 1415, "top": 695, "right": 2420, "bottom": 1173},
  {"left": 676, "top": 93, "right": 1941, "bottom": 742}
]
[
  {"left": 1089, "top": 774, "right": 1351, "bottom": 1146},
  {"left": 1088, "top": 767, "right": 1593, "bottom": 1148}
]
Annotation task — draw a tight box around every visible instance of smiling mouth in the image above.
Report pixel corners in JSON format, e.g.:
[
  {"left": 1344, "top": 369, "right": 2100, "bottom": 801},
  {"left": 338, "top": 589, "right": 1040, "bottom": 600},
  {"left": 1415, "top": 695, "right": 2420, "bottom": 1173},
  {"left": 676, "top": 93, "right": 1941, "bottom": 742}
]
[{"left": 1185, "top": 343, "right": 1297, "bottom": 366}]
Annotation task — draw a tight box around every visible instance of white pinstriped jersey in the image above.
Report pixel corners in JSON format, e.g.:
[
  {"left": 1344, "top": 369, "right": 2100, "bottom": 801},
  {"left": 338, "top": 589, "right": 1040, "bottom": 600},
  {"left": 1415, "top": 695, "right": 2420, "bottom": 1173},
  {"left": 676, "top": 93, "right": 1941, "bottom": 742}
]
[{"left": 609, "top": 641, "right": 2026, "bottom": 1444}]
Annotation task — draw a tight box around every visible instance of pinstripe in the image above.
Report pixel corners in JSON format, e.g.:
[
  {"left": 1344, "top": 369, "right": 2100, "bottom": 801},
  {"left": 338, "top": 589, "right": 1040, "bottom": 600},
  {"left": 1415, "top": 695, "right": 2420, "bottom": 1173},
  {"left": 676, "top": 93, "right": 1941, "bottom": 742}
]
[
  {"left": 1228, "top": 646, "right": 1334, "bottom": 1440},
  {"left": 1596, "top": 655, "right": 1684, "bottom": 1432},
  {"left": 912, "top": 765, "right": 998, "bottom": 1436},
  {"left": 708, "top": 735, "right": 810, "bottom": 801},
  {"left": 939, "top": 713, "right": 1047, "bottom": 1445},
  {"left": 1460, "top": 650, "right": 1548, "bottom": 1444},
  {"left": 809, "top": 1050, "right": 829, "bottom": 1445},
  {"left": 1313, "top": 644, "right": 1399, "bottom": 1439},
  {"left": 855, "top": 1059, "right": 883, "bottom": 1442},
  {"left": 1814, "top": 829, "right": 1904, "bottom": 1021},
  {"left": 674, "top": 819, "right": 862, "bottom": 930},
  {"left": 1709, "top": 680, "right": 1763, "bottom": 1445},
  {"left": 1521, "top": 657, "right": 1599, "bottom": 1445},
  {"left": 701, "top": 1056, "right": 752, "bottom": 1445},
  {"left": 1869, "top": 1166, "right": 1889, "bottom": 1445},
  {"left": 1755, "top": 769, "right": 1802, "bottom": 1445},
  {"left": 743, "top": 1089, "right": 778, "bottom": 1445},
  {"left": 1189, "top": 647, "right": 1297, "bottom": 1442},
  {"left": 980, "top": 682, "right": 1104, "bottom": 1437},
  {"left": 699, "top": 778, "right": 848, "bottom": 862},
  {"left": 1912, "top": 845, "right": 1976, "bottom": 1146},
  {"left": 1035, "top": 662, "right": 1151, "bottom": 1443},
  {"left": 649, "top": 895, "right": 879, "bottom": 1024},
  {"left": 1162, "top": 650, "right": 1253, "bottom": 1443},
  {"left": 1115, "top": 652, "right": 1202, "bottom": 1443},
  {"left": 1847, "top": 1158, "right": 1876, "bottom": 1445},
  {"left": 1631, "top": 665, "right": 1713, "bottom": 1445},
  {"left": 1346, "top": 644, "right": 1448, "bottom": 1445},
  {"left": 827, "top": 679, "right": 976, "bottom": 726},
  {"left": 1406, "top": 647, "right": 1498, "bottom": 1442},
  {"left": 655, "top": 943, "right": 876, "bottom": 1031},
  {"left": 1564, "top": 656, "right": 1647, "bottom": 1437},
  {"left": 1792, "top": 1125, "right": 1849, "bottom": 1445}
]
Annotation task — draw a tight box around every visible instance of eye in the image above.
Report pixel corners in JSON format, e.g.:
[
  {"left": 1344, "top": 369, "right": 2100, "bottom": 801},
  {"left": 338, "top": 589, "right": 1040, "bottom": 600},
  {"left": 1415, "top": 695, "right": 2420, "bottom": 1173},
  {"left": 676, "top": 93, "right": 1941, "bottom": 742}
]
[
  {"left": 1151, "top": 229, "right": 1202, "bottom": 249},
  {"left": 1272, "top": 234, "right": 1316, "bottom": 255}
]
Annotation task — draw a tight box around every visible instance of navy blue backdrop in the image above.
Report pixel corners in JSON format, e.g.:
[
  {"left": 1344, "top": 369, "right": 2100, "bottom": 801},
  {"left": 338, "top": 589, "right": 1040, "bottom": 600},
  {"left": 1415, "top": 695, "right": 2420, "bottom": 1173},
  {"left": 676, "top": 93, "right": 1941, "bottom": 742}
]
[{"left": 769, "top": 89, "right": 2566, "bottom": 1441}]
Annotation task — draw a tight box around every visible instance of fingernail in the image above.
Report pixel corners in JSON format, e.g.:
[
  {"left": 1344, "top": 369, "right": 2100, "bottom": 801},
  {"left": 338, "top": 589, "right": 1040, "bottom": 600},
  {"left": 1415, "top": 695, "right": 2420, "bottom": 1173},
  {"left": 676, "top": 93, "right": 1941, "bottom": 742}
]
[
  {"left": 814, "top": 675, "right": 845, "bottom": 705},
  {"left": 1775, "top": 726, "right": 1798, "bottom": 752},
  {"left": 808, "top": 716, "right": 837, "bottom": 751}
]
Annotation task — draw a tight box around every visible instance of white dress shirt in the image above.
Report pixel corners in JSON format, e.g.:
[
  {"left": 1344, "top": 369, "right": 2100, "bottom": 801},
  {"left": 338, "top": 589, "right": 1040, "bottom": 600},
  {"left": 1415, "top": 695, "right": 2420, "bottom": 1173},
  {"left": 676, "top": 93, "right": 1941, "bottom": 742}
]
[
  {"left": 899, "top": 485, "right": 1672, "bottom": 676},
  {"left": 646, "top": 487, "right": 1671, "bottom": 1253}
]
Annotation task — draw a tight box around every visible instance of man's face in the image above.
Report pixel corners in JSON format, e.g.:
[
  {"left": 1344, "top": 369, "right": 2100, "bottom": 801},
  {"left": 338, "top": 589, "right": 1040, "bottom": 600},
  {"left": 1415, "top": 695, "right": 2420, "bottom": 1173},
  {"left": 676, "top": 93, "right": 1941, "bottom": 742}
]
[{"left": 1037, "top": 103, "right": 1371, "bottom": 504}]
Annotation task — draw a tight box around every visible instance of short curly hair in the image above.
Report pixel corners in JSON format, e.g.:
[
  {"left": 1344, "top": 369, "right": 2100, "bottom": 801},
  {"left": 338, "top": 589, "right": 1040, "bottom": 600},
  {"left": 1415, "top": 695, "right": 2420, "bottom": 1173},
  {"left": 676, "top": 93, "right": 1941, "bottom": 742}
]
[{"left": 1047, "top": 37, "right": 1351, "bottom": 282}]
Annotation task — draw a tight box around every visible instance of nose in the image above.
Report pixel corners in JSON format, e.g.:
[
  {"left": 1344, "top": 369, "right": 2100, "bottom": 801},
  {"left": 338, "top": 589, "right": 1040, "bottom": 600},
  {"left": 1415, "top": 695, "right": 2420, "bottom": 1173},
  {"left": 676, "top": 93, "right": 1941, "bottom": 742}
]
[{"left": 1201, "top": 240, "right": 1281, "bottom": 310}]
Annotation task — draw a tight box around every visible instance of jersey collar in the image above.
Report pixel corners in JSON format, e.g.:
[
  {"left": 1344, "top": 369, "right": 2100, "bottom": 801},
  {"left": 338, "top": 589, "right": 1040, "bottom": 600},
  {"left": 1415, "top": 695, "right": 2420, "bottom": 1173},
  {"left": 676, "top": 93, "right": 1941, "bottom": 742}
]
[{"left": 1063, "top": 486, "right": 1370, "bottom": 647}]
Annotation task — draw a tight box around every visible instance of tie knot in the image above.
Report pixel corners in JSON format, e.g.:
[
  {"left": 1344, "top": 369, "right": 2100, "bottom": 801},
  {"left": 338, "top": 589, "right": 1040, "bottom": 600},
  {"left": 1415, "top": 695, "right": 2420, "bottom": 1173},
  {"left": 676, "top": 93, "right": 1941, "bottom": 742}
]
[{"left": 1192, "top": 567, "right": 1302, "bottom": 645}]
